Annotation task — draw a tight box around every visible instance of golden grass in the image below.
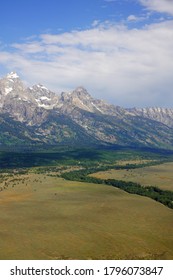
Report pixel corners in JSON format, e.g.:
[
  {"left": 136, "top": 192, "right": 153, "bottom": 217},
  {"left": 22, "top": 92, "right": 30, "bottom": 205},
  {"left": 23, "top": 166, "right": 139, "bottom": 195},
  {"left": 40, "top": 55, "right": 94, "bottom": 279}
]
[
  {"left": 0, "top": 174, "right": 173, "bottom": 260},
  {"left": 116, "top": 159, "right": 156, "bottom": 166},
  {"left": 92, "top": 162, "right": 173, "bottom": 191}
]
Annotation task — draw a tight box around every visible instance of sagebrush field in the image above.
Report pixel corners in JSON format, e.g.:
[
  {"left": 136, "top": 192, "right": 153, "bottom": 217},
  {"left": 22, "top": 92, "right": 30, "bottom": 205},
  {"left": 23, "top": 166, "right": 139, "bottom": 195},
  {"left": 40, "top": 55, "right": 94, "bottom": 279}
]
[
  {"left": 0, "top": 147, "right": 173, "bottom": 260},
  {"left": 92, "top": 162, "right": 173, "bottom": 191},
  {"left": 0, "top": 172, "right": 173, "bottom": 259}
]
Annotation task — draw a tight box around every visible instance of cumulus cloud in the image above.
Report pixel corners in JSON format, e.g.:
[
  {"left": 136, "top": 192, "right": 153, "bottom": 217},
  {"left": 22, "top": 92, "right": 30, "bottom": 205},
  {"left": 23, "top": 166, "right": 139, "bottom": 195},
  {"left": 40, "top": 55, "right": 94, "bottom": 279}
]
[
  {"left": 0, "top": 20, "right": 173, "bottom": 108},
  {"left": 139, "top": 0, "right": 173, "bottom": 16},
  {"left": 91, "top": 20, "right": 100, "bottom": 27},
  {"left": 127, "top": 15, "right": 139, "bottom": 21}
]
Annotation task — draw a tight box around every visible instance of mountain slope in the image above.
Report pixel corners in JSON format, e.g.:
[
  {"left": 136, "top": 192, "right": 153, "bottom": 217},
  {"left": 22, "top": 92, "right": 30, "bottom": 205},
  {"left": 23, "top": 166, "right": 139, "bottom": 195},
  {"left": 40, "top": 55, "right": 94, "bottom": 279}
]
[
  {"left": 128, "top": 107, "right": 173, "bottom": 128},
  {"left": 0, "top": 72, "right": 173, "bottom": 150}
]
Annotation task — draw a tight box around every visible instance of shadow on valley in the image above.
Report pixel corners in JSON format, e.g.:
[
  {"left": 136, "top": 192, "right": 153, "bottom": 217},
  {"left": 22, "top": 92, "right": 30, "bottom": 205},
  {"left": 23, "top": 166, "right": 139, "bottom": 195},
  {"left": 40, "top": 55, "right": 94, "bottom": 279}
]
[
  {"left": 0, "top": 148, "right": 103, "bottom": 169},
  {"left": 1, "top": 145, "right": 173, "bottom": 170}
]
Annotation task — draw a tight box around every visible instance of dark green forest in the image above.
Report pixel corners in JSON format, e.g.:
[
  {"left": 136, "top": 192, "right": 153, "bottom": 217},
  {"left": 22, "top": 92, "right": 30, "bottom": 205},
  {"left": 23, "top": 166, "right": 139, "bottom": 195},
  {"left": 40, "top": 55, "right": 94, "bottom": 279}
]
[{"left": 1, "top": 145, "right": 173, "bottom": 209}]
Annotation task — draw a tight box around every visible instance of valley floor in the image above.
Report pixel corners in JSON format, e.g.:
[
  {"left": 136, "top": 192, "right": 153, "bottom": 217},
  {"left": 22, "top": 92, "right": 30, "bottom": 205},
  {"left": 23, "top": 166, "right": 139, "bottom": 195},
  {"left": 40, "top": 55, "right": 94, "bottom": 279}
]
[
  {"left": 92, "top": 161, "right": 173, "bottom": 191},
  {"left": 0, "top": 173, "right": 173, "bottom": 260}
]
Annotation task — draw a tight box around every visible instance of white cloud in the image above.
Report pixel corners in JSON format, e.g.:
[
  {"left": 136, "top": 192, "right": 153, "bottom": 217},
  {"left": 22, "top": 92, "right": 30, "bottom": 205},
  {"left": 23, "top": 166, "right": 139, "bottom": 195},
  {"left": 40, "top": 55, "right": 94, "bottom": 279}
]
[
  {"left": 12, "top": 42, "right": 44, "bottom": 54},
  {"left": 91, "top": 20, "right": 100, "bottom": 27},
  {"left": 139, "top": 0, "right": 173, "bottom": 16},
  {"left": 127, "top": 15, "right": 138, "bottom": 21},
  {"left": 0, "top": 20, "right": 173, "bottom": 108}
]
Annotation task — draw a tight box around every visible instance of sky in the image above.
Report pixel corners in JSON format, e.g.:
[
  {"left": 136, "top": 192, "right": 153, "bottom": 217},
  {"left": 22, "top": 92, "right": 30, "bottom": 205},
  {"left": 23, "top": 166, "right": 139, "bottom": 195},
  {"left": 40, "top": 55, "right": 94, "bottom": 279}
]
[{"left": 0, "top": 0, "right": 173, "bottom": 108}]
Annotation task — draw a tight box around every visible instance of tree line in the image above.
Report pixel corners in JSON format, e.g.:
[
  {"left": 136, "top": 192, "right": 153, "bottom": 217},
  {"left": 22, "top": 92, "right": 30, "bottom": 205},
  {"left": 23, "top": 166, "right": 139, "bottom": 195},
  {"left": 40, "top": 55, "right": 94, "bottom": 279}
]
[{"left": 61, "top": 168, "right": 173, "bottom": 209}]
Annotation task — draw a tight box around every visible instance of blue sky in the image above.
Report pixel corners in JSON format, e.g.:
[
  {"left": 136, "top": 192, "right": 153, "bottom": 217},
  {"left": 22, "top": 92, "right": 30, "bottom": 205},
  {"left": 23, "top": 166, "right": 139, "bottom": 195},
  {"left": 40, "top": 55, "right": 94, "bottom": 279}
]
[
  {"left": 0, "top": 0, "right": 173, "bottom": 107},
  {"left": 0, "top": 0, "right": 144, "bottom": 42}
]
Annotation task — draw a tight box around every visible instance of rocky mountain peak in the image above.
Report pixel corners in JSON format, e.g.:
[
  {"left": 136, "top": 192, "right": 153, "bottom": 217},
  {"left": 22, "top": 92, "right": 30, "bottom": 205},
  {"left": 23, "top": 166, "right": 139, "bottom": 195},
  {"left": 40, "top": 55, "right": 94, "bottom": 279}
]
[
  {"left": 6, "top": 71, "right": 19, "bottom": 80},
  {"left": 0, "top": 71, "right": 25, "bottom": 99},
  {"left": 72, "top": 86, "right": 92, "bottom": 99},
  {"left": 28, "top": 83, "right": 58, "bottom": 110},
  {"left": 29, "top": 84, "right": 49, "bottom": 92},
  {"left": 1, "top": 72, "right": 173, "bottom": 149},
  {"left": 128, "top": 107, "right": 173, "bottom": 128}
]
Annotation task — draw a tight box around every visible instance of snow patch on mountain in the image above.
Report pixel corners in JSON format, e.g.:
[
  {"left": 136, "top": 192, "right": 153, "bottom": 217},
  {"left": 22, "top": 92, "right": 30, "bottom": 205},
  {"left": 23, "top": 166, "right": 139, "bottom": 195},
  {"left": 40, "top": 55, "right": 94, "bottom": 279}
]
[
  {"left": 7, "top": 72, "right": 19, "bottom": 79},
  {"left": 5, "top": 87, "right": 13, "bottom": 95},
  {"left": 91, "top": 102, "right": 103, "bottom": 113}
]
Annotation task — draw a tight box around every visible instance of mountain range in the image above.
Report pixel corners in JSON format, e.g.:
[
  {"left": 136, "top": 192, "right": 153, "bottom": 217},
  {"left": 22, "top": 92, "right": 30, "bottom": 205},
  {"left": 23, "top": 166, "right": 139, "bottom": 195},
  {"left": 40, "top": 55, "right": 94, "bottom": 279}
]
[{"left": 0, "top": 71, "right": 173, "bottom": 150}]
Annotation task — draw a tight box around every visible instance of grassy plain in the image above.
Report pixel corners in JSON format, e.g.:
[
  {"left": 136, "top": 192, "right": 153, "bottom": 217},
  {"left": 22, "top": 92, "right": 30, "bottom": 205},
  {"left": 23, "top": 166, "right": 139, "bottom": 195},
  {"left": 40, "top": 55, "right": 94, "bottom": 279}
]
[
  {"left": 0, "top": 173, "right": 173, "bottom": 260},
  {"left": 92, "top": 162, "right": 173, "bottom": 191}
]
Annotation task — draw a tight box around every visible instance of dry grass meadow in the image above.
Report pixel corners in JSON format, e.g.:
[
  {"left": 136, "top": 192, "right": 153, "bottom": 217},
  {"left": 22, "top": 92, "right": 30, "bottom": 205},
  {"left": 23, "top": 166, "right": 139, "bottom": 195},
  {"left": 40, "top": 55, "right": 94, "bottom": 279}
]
[
  {"left": 92, "top": 162, "right": 173, "bottom": 191},
  {"left": 0, "top": 172, "right": 173, "bottom": 260}
]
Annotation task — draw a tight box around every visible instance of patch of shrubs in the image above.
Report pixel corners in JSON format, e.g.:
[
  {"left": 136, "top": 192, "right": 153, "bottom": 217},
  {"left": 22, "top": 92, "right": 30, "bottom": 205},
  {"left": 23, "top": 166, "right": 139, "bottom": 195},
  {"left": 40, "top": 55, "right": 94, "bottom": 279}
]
[{"left": 61, "top": 168, "right": 173, "bottom": 209}]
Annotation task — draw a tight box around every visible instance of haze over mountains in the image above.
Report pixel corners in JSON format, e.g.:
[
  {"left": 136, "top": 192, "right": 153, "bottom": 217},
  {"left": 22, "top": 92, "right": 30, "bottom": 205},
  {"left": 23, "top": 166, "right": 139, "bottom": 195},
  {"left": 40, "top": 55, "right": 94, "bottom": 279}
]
[{"left": 0, "top": 72, "right": 173, "bottom": 150}]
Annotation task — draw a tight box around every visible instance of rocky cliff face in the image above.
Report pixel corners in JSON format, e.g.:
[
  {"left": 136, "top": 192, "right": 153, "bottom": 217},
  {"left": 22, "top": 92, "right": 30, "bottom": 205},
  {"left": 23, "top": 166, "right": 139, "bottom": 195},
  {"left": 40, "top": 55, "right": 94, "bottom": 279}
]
[
  {"left": 0, "top": 73, "right": 50, "bottom": 125},
  {"left": 128, "top": 107, "right": 173, "bottom": 128},
  {"left": 0, "top": 72, "right": 173, "bottom": 149}
]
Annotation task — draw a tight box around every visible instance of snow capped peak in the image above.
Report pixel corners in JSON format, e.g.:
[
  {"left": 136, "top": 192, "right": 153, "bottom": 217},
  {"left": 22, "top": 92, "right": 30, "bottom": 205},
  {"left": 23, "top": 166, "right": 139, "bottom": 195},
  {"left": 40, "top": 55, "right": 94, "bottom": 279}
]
[
  {"left": 30, "top": 84, "right": 49, "bottom": 92},
  {"left": 0, "top": 72, "right": 24, "bottom": 96},
  {"left": 27, "top": 83, "right": 58, "bottom": 109},
  {"left": 6, "top": 72, "right": 19, "bottom": 79},
  {"left": 36, "top": 84, "right": 47, "bottom": 89}
]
